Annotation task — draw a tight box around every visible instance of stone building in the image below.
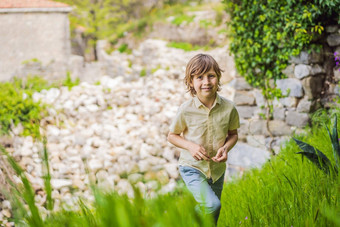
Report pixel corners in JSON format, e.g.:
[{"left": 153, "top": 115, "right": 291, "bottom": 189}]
[{"left": 0, "top": 0, "right": 72, "bottom": 81}]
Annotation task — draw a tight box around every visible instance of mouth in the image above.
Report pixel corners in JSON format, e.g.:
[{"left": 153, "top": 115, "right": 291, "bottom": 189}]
[{"left": 202, "top": 87, "right": 212, "bottom": 91}]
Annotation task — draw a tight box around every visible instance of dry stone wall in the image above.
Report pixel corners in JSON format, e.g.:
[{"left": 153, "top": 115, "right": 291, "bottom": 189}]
[{"left": 234, "top": 24, "right": 340, "bottom": 151}]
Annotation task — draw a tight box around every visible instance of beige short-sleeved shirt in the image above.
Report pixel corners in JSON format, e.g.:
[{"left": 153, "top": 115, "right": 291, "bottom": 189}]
[{"left": 169, "top": 94, "right": 240, "bottom": 183}]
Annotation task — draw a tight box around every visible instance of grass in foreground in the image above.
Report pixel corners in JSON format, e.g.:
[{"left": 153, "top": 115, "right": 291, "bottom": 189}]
[
  {"left": 219, "top": 108, "right": 340, "bottom": 226},
  {"left": 42, "top": 189, "right": 214, "bottom": 227},
  {"left": 1, "top": 141, "right": 214, "bottom": 227}
]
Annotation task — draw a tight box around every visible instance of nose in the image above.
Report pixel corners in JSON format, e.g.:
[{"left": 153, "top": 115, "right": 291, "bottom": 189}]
[{"left": 203, "top": 76, "right": 210, "bottom": 84}]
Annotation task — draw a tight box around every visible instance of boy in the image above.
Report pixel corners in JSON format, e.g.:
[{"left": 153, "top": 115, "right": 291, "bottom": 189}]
[{"left": 167, "top": 54, "right": 239, "bottom": 223}]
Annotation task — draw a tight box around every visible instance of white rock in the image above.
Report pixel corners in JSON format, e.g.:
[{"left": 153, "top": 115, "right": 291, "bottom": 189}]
[
  {"left": 51, "top": 179, "right": 72, "bottom": 189},
  {"left": 86, "top": 104, "right": 99, "bottom": 112},
  {"left": 47, "top": 125, "right": 60, "bottom": 137},
  {"left": 63, "top": 100, "right": 74, "bottom": 110},
  {"left": 88, "top": 159, "right": 103, "bottom": 172},
  {"left": 20, "top": 147, "right": 33, "bottom": 156},
  {"left": 116, "top": 179, "right": 134, "bottom": 197},
  {"left": 164, "top": 163, "right": 179, "bottom": 179},
  {"left": 128, "top": 173, "right": 143, "bottom": 184},
  {"left": 1, "top": 209, "right": 11, "bottom": 218},
  {"left": 138, "top": 160, "right": 151, "bottom": 173},
  {"left": 2, "top": 200, "right": 11, "bottom": 210},
  {"left": 160, "top": 179, "right": 177, "bottom": 194}
]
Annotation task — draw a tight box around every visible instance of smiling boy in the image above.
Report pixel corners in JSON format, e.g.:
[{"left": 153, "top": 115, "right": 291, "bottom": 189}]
[{"left": 167, "top": 54, "right": 240, "bottom": 223}]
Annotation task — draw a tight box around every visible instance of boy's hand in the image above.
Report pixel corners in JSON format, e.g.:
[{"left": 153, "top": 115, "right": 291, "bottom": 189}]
[
  {"left": 188, "top": 144, "right": 210, "bottom": 161},
  {"left": 212, "top": 146, "right": 228, "bottom": 162}
]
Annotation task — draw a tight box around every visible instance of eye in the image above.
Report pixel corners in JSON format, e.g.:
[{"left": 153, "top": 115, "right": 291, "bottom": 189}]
[
  {"left": 197, "top": 76, "right": 203, "bottom": 79},
  {"left": 208, "top": 74, "right": 216, "bottom": 78}
]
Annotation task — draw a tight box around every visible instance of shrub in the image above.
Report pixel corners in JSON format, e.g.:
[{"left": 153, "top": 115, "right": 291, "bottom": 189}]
[
  {"left": 224, "top": 0, "right": 339, "bottom": 103},
  {"left": 0, "top": 77, "right": 50, "bottom": 138},
  {"left": 0, "top": 75, "right": 80, "bottom": 138}
]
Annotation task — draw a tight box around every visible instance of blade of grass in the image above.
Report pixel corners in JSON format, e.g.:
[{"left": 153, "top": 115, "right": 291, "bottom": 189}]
[
  {"left": 41, "top": 137, "right": 53, "bottom": 211},
  {"left": 0, "top": 145, "right": 44, "bottom": 227},
  {"left": 329, "top": 116, "right": 339, "bottom": 167}
]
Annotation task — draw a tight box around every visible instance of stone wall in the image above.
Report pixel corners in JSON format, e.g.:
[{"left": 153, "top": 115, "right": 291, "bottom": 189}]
[
  {"left": 234, "top": 24, "right": 340, "bottom": 152},
  {"left": 0, "top": 9, "right": 71, "bottom": 81}
]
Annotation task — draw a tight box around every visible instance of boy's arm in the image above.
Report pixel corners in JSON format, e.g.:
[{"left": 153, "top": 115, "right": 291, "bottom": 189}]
[
  {"left": 212, "top": 129, "right": 238, "bottom": 163},
  {"left": 167, "top": 132, "right": 210, "bottom": 161}
]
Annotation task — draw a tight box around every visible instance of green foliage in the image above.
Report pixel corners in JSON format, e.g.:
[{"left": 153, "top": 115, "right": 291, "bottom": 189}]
[
  {"left": 293, "top": 137, "right": 333, "bottom": 174},
  {"left": 0, "top": 75, "right": 80, "bottom": 138},
  {"left": 0, "top": 77, "right": 50, "bottom": 138},
  {"left": 62, "top": 72, "right": 80, "bottom": 91},
  {"left": 199, "top": 19, "right": 213, "bottom": 28},
  {"left": 224, "top": 0, "right": 340, "bottom": 102},
  {"left": 42, "top": 189, "right": 214, "bottom": 227},
  {"left": 140, "top": 68, "right": 147, "bottom": 77},
  {"left": 117, "top": 43, "right": 132, "bottom": 54},
  {"left": 21, "top": 58, "right": 42, "bottom": 65},
  {"left": 219, "top": 109, "right": 340, "bottom": 226},
  {"left": 41, "top": 137, "right": 53, "bottom": 211},
  {"left": 58, "top": 0, "right": 137, "bottom": 59},
  {"left": 151, "top": 65, "right": 161, "bottom": 74},
  {"left": 167, "top": 42, "right": 205, "bottom": 51},
  {"left": 213, "top": 4, "right": 225, "bottom": 26},
  {"left": 60, "top": 0, "right": 223, "bottom": 57},
  {"left": 171, "top": 14, "right": 195, "bottom": 26},
  {"left": 293, "top": 116, "right": 339, "bottom": 174}
]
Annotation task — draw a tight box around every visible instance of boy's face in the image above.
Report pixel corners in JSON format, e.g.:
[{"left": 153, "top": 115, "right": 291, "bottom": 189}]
[{"left": 190, "top": 68, "right": 218, "bottom": 100}]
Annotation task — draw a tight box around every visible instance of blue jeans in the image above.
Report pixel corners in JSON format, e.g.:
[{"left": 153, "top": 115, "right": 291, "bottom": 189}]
[{"left": 179, "top": 165, "right": 224, "bottom": 222}]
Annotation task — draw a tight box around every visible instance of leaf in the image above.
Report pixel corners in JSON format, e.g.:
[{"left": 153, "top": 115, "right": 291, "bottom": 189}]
[
  {"left": 327, "top": 116, "right": 340, "bottom": 168},
  {"left": 293, "top": 138, "right": 332, "bottom": 173}
]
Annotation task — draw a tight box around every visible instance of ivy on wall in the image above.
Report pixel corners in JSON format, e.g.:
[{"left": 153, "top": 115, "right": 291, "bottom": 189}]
[{"left": 224, "top": 0, "right": 340, "bottom": 102}]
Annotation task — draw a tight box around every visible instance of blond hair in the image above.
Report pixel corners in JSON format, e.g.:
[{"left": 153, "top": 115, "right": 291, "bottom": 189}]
[{"left": 184, "top": 54, "right": 223, "bottom": 96}]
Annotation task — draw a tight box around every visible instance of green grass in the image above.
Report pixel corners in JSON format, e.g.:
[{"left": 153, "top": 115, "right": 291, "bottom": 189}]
[
  {"left": 218, "top": 108, "right": 340, "bottom": 226},
  {"left": 171, "top": 14, "right": 195, "bottom": 26},
  {"left": 167, "top": 41, "right": 207, "bottom": 51},
  {"left": 42, "top": 189, "right": 214, "bottom": 227},
  {"left": 140, "top": 68, "right": 147, "bottom": 77}
]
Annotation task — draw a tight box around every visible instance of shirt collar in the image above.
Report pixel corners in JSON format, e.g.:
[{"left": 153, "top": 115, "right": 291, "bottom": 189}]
[{"left": 193, "top": 93, "right": 221, "bottom": 109}]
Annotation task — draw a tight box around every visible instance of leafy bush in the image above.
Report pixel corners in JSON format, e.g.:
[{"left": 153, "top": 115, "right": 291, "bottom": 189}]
[
  {"left": 0, "top": 75, "right": 80, "bottom": 138},
  {"left": 0, "top": 77, "right": 50, "bottom": 138},
  {"left": 224, "top": 0, "right": 339, "bottom": 102}
]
